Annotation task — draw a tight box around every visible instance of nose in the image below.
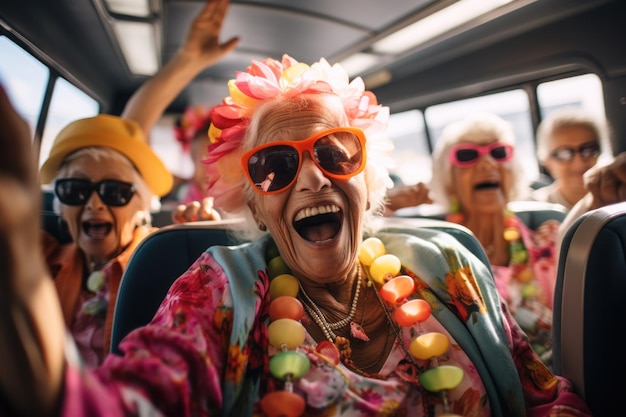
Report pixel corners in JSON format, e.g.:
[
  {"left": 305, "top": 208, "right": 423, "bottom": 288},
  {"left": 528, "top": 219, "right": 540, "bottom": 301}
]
[
  {"left": 84, "top": 189, "right": 105, "bottom": 210},
  {"left": 294, "top": 152, "right": 332, "bottom": 192},
  {"left": 475, "top": 153, "right": 499, "bottom": 169}
]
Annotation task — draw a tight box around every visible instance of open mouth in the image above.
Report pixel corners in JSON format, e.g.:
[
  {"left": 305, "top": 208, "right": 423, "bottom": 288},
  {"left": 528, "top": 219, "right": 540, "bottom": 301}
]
[
  {"left": 474, "top": 181, "right": 500, "bottom": 191},
  {"left": 293, "top": 204, "right": 342, "bottom": 242},
  {"left": 83, "top": 221, "right": 113, "bottom": 239}
]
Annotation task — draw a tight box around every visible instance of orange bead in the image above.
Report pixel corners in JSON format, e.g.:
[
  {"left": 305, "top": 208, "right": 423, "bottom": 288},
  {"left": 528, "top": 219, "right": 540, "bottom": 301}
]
[
  {"left": 260, "top": 390, "right": 306, "bottom": 417},
  {"left": 269, "top": 296, "right": 304, "bottom": 321},
  {"left": 394, "top": 299, "right": 432, "bottom": 327},
  {"left": 380, "top": 275, "right": 415, "bottom": 304}
]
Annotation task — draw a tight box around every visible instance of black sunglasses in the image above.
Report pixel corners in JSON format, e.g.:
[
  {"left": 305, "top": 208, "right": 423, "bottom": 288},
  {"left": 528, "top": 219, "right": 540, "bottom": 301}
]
[
  {"left": 550, "top": 142, "right": 600, "bottom": 162},
  {"left": 54, "top": 178, "right": 136, "bottom": 207}
]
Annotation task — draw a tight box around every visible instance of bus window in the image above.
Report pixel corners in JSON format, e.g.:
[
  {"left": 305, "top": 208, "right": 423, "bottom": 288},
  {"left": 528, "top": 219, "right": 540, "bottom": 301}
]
[
  {"left": 537, "top": 73, "right": 605, "bottom": 120},
  {"left": 39, "top": 77, "right": 99, "bottom": 168},
  {"left": 388, "top": 109, "right": 431, "bottom": 185},
  {"left": 0, "top": 35, "right": 49, "bottom": 139},
  {"left": 424, "top": 90, "right": 538, "bottom": 181}
]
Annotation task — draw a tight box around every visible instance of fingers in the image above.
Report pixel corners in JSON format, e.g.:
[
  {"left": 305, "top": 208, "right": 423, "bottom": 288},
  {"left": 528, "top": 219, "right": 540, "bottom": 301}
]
[
  {"left": 171, "top": 198, "right": 221, "bottom": 224},
  {"left": 199, "top": 197, "right": 222, "bottom": 221},
  {"left": 413, "top": 183, "right": 433, "bottom": 205},
  {"left": 584, "top": 152, "right": 626, "bottom": 209}
]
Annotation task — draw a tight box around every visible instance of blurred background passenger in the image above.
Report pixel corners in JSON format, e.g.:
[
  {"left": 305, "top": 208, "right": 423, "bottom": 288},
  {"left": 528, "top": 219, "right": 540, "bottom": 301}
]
[
  {"left": 169, "top": 105, "right": 214, "bottom": 204},
  {"left": 531, "top": 107, "right": 610, "bottom": 210},
  {"left": 430, "top": 113, "right": 556, "bottom": 365},
  {"left": 39, "top": 114, "right": 173, "bottom": 366}
]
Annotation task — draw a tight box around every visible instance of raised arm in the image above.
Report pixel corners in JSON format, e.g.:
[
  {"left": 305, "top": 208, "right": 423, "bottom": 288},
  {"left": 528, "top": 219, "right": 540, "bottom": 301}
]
[
  {"left": 121, "top": 0, "right": 239, "bottom": 139},
  {"left": 0, "top": 85, "right": 66, "bottom": 417}
]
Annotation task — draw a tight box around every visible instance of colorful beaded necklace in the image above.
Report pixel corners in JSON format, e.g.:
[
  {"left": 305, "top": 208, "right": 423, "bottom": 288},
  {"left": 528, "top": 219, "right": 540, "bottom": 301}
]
[
  {"left": 260, "top": 238, "right": 466, "bottom": 417},
  {"left": 446, "top": 209, "right": 531, "bottom": 281}
]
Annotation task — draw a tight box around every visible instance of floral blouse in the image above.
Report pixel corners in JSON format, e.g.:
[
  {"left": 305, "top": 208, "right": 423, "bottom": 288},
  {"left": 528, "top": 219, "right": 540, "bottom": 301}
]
[
  {"left": 491, "top": 217, "right": 560, "bottom": 366},
  {"left": 57, "top": 229, "right": 590, "bottom": 417}
]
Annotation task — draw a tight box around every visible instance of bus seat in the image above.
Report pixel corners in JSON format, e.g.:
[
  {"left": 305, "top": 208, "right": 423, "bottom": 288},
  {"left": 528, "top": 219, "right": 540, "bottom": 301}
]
[
  {"left": 110, "top": 219, "right": 245, "bottom": 355},
  {"left": 42, "top": 188, "right": 55, "bottom": 211},
  {"left": 506, "top": 200, "right": 567, "bottom": 230},
  {"left": 110, "top": 217, "right": 491, "bottom": 354},
  {"left": 41, "top": 210, "right": 72, "bottom": 244},
  {"left": 552, "top": 201, "right": 626, "bottom": 417},
  {"left": 393, "top": 200, "right": 567, "bottom": 231},
  {"left": 381, "top": 217, "right": 490, "bottom": 270}
]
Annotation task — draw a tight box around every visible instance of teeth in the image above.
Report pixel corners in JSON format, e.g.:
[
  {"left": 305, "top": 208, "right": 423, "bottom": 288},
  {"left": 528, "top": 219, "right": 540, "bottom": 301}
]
[{"left": 294, "top": 204, "right": 340, "bottom": 221}]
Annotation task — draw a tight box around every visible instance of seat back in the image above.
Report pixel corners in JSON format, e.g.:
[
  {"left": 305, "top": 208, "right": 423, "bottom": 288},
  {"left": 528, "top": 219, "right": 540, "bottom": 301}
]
[
  {"left": 110, "top": 219, "right": 245, "bottom": 354},
  {"left": 393, "top": 200, "right": 567, "bottom": 231},
  {"left": 110, "top": 217, "right": 490, "bottom": 354},
  {"left": 552, "top": 201, "right": 626, "bottom": 417},
  {"left": 506, "top": 200, "right": 567, "bottom": 230}
]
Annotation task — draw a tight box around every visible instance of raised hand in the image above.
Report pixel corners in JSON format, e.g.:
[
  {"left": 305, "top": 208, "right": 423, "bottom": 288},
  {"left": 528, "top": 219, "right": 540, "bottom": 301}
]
[
  {"left": 179, "top": 0, "right": 240, "bottom": 68},
  {"left": 584, "top": 152, "right": 626, "bottom": 209}
]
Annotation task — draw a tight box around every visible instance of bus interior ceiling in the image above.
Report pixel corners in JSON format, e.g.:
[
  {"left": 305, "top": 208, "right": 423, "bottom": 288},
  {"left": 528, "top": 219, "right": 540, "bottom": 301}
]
[{"left": 1, "top": 0, "right": 625, "bottom": 152}]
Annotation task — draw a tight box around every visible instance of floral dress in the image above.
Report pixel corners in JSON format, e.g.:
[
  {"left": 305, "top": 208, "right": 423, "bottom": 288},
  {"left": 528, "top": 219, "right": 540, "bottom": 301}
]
[{"left": 56, "top": 229, "right": 590, "bottom": 417}]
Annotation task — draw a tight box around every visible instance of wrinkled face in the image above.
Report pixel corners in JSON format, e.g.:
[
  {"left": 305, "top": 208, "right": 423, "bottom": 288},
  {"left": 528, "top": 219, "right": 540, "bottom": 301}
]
[
  {"left": 544, "top": 125, "right": 599, "bottom": 192},
  {"left": 450, "top": 139, "right": 513, "bottom": 215},
  {"left": 248, "top": 111, "right": 368, "bottom": 285},
  {"left": 58, "top": 153, "right": 144, "bottom": 266}
]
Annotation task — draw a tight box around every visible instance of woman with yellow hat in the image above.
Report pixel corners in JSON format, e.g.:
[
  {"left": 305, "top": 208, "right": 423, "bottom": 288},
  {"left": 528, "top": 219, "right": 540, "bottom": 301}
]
[{"left": 38, "top": 114, "right": 173, "bottom": 367}]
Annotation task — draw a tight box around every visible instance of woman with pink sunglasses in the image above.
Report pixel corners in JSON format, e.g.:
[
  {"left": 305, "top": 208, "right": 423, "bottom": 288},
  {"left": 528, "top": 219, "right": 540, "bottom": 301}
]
[{"left": 430, "top": 113, "right": 557, "bottom": 367}]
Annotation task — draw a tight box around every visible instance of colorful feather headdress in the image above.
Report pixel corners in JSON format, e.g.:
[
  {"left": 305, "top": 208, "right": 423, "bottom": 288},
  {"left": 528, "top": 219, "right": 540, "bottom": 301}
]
[{"left": 205, "top": 54, "right": 394, "bottom": 212}]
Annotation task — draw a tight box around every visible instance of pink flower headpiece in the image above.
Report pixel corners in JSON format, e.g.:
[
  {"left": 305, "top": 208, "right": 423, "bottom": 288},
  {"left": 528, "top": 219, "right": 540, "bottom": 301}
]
[
  {"left": 206, "top": 54, "right": 393, "bottom": 213},
  {"left": 174, "top": 105, "right": 213, "bottom": 152}
]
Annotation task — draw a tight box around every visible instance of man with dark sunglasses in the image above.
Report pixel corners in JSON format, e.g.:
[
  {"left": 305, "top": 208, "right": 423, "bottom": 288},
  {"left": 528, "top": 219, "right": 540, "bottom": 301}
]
[{"left": 531, "top": 107, "right": 608, "bottom": 210}]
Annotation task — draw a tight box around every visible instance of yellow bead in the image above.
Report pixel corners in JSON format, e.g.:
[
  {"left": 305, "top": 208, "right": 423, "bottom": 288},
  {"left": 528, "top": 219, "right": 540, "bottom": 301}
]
[
  {"left": 358, "top": 237, "right": 386, "bottom": 266},
  {"left": 369, "top": 254, "right": 401, "bottom": 285},
  {"left": 503, "top": 227, "right": 520, "bottom": 241},
  {"left": 270, "top": 274, "right": 299, "bottom": 300},
  {"left": 268, "top": 318, "right": 305, "bottom": 349},
  {"left": 409, "top": 332, "right": 450, "bottom": 360}
]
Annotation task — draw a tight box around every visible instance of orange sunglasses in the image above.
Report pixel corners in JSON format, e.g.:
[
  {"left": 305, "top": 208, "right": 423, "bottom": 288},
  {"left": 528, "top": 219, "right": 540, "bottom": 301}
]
[{"left": 241, "top": 127, "right": 367, "bottom": 195}]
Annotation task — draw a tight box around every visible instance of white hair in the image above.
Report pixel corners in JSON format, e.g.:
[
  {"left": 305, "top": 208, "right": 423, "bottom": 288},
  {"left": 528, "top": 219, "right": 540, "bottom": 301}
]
[
  {"left": 429, "top": 113, "right": 528, "bottom": 211},
  {"left": 536, "top": 107, "right": 611, "bottom": 163}
]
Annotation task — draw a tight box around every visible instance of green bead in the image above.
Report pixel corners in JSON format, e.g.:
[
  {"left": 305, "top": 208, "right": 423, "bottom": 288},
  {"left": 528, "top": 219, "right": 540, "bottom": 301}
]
[
  {"left": 268, "top": 256, "right": 291, "bottom": 279},
  {"left": 419, "top": 365, "right": 464, "bottom": 392},
  {"left": 269, "top": 351, "right": 310, "bottom": 380},
  {"left": 266, "top": 244, "right": 280, "bottom": 262}
]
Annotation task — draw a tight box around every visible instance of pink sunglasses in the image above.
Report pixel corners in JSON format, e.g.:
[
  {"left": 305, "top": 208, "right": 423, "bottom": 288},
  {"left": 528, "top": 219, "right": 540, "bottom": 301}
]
[{"left": 448, "top": 142, "right": 514, "bottom": 167}]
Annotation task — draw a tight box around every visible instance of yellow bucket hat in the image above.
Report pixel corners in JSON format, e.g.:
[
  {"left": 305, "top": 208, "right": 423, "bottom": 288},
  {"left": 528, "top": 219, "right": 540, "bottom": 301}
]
[{"left": 40, "top": 114, "right": 173, "bottom": 197}]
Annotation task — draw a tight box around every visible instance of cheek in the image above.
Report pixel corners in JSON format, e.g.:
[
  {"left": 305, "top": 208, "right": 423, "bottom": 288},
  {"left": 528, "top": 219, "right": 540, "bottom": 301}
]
[
  {"left": 61, "top": 207, "right": 83, "bottom": 237},
  {"left": 113, "top": 206, "right": 141, "bottom": 239}
]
